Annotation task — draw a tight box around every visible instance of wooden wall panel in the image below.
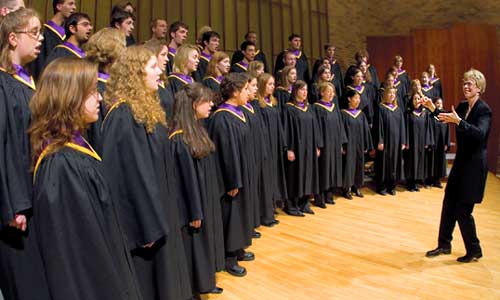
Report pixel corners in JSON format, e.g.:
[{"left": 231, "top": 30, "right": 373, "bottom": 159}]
[{"left": 366, "top": 36, "right": 414, "bottom": 80}]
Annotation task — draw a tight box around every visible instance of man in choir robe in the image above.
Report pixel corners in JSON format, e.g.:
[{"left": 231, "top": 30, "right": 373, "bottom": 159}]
[
  {"left": 312, "top": 44, "right": 343, "bottom": 95},
  {"left": 193, "top": 31, "right": 220, "bottom": 82},
  {"left": 148, "top": 18, "right": 168, "bottom": 41},
  {"left": 0, "top": 0, "right": 24, "bottom": 16},
  {"left": 45, "top": 12, "right": 92, "bottom": 67},
  {"left": 230, "top": 41, "right": 255, "bottom": 73},
  {"left": 274, "top": 51, "right": 296, "bottom": 85},
  {"left": 231, "top": 31, "right": 269, "bottom": 72},
  {"left": 166, "top": 21, "right": 189, "bottom": 75},
  {"left": 274, "top": 34, "right": 310, "bottom": 83},
  {"left": 29, "top": 0, "right": 76, "bottom": 79}
]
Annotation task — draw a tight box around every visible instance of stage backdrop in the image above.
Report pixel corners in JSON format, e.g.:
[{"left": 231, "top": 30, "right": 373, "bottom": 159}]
[
  {"left": 26, "top": 0, "right": 329, "bottom": 72},
  {"left": 367, "top": 23, "right": 500, "bottom": 174}
]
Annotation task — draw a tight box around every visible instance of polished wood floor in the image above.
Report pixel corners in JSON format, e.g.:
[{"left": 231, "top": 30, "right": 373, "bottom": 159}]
[{"left": 205, "top": 175, "right": 500, "bottom": 300}]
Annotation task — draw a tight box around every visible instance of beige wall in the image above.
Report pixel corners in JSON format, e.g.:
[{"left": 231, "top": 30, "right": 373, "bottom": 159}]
[{"left": 328, "top": 0, "right": 500, "bottom": 71}]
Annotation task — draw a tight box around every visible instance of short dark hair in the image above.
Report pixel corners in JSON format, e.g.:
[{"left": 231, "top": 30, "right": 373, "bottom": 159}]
[
  {"left": 52, "top": 0, "right": 65, "bottom": 15},
  {"left": 202, "top": 31, "right": 220, "bottom": 47},
  {"left": 240, "top": 41, "right": 255, "bottom": 52},
  {"left": 288, "top": 33, "right": 301, "bottom": 41},
  {"left": 168, "top": 21, "right": 189, "bottom": 40},
  {"left": 65, "top": 12, "right": 90, "bottom": 38},
  {"left": 111, "top": 1, "right": 134, "bottom": 15},
  {"left": 244, "top": 31, "right": 256, "bottom": 39},
  {"left": 220, "top": 72, "right": 250, "bottom": 101},
  {"left": 355, "top": 50, "right": 369, "bottom": 62},
  {"left": 110, "top": 10, "right": 134, "bottom": 28},
  {"left": 150, "top": 18, "right": 166, "bottom": 30},
  {"left": 324, "top": 44, "right": 335, "bottom": 51}
]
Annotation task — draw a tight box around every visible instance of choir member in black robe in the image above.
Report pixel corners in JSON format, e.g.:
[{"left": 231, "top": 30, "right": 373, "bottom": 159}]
[
  {"left": 84, "top": 27, "right": 126, "bottom": 150},
  {"left": 256, "top": 73, "right": 286, "bottom": 225},
  {"left": 193, "top": 31, "right": 219, "bottom": 82},
  {"left": 424, "top": 69, "right": 490, "bottom": 263},
  {"left": 166, "top": 21, "right": 189, "bottom": 75},
  {"left": 373, "top": 87, "right": 407, "bottom": 195},
  {"left": 100, "top": 46, "right": 192, "bottom": 300},
  {"left": 207, "top": 73, "right": 255, "bottom": 277},
  {"left": 274, "top": 34, "right": 310, "bottom": 83},
  {"left": 358, "top": 60, "right": 378, "bottom": 109},
  {"left": 248, "top": 60, "right": 265, "bottom": 78},
  {"left": 421, "top": 71, "right": 439, "bottom": 100},
  {"left": 404, "top": 78, "right": 422, "bottom": 112},
  {"left": 427, "top": 64, "right": 443, "bottom": 100},
  {"left": 0, "top": 9, "right": 52, "bottom": 300},
  {"left": 110, "top": 9, "right": 135, "bottom": 46},
  {"left": 241, "top": 75, "right": 264, "bottom": 235},
  {"left": 168, "top": 44, "right": 200, "bottom": 95},
  {"left": 144, "top": 38, "right": 176, "bottom": 119},
  {"left": 344, "top": 68, "right": 376, "bottom": 126},
  {"left": 341, "top": 89, "right": 373, "bottom": 199},
  {"left": 394, "top": 55, "right": 410, "bottom": 97},
  {"left": 283, "top": 81, "right": 322, "bottom": 216},
  {"left": 427, "top": 98, "right": 450, "bottom": 187},
  {"left": 202, "top": 51, "right": 230, "bottom": 105},
  {"left": 29, "top": 0, "right": 75, "bottom": 79},
  {"left": 44, "top": 13, "right": 92, "bottom": 69},
  {"left": 169, "top": 83, "right": 225, "bottom": 299},
  {"left": 404, "top": 93, "right": 434, "bottom": 191},
  {"left": 231, "top": 32, "right": 269, "bottom": 72},
  {"left": 312, "top": 44, "right": 343, "bottom": 96},
  {"left": 313, "top": 82, "right": 347, "bottom": 207},
  {"left": 230, "top": 41, "right": 256, "bottom": 73},
  {"left": 345, "top": 50, "right": 380, "bottom": 93},
  {"left": 29, "top": 58, "right": 142, "bottom": 300},
  {"left": 274, "top": 66, "right": 297, "bottom": 113},
  {"left": 274, "top": 50, "right": 297, "bottom": 85},
  {"left": 309, "top": 65, "right": 340, "bottom": 106},
  {"left": 378, "top": 71, "right": 406, "bottom": 110}
]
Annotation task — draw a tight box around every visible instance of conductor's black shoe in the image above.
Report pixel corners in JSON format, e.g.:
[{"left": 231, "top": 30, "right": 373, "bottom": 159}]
[
  {"left": 457, "top": 252, "right": 482, "bottom": 263},
  {"left": 210, "top": 287, "right": 224, "bottom": 294},
  {"left": 252, "top": 231, "right": 261, "bottom": 239},
  {"left": 284, "top": 209, "right": 304, "bottom": 217},
  {"left": 225, "top": 264, "right": 247, "bottom": 277},
  {"left": 301, "top": 206, "right": 315, "bottom": 214},
  {"left": 237, "top": 251, "right": 255, "bottom": 262},
  {"left": 425, "top": 247, "right": 451, "bottom": 257}
]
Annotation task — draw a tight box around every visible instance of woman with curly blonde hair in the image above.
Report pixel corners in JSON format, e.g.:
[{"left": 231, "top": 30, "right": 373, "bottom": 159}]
[
  {"left": 84, "top": 27, "right": 125, "bottom": 148},
  {"left": 100, "top": 45, "right": 192, "bottom": 300},
  {"left": 168, "top": 43, "right": 199, "bottom": 94},
  {"left": 29, "top": 57, "right": 142, "bottom": 300}
]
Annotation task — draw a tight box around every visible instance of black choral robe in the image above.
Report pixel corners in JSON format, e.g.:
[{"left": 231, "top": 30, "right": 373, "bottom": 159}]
[
  {"left": 193, "top": 53, "right": 210, "bottom": 82},
  {"left": 283, "top": 102, "right": 322, "bottom": 199},
  {"left": 422, "top": 84, "right": 439, "bottom": 100},
  {"left": 158, "top": 81, "right": 175, "bottom": 120},
  {"left": 0, "top": 70, "right": 51, "bottom": 300},
  {"left": 344, "top": 84, "right": 376, "bottom": 125},
  {"left": 430, "top": 115, "right": 450, "bottom": 179},
  {"left": 207, "top": 107, "right": 253, "bottom": 253},
  {"left": 373, "top": 103, "right": 407, "bottom": 184},
  {"left": 86, "top": 74, "right": 109, "bottom": 152},
  {"left": 168, "top": 73, "right": 193, "bottom": 96},
  {"left": 169, "top": 131, "right": 224, "bottom": 294},
  {"left": 430, "top": 77, "right": 443, "bottom": 100},
  {"left": 230, "top": 61, "right": 248, "bottom": 73},
  {"left": 396, "top": 69, "right": 410, "bottom": 98},
  {"left": 314, "top": 102, "right": 347, "bottom": 192},
  {"left": 202, "top": 76, "right": 221, "bottom": 93},
  {"left": 29, "top": 22, "right": 65, "bottom": 80},
  {"left": 44, "top": 43, "right": 84, "bottom": 69},
  {"left": 33, "top": 145, "right": 142, "bottom": 300},
  {"left": 341, "top": 109, "right": 373, "bottom": 188},
  {"left": 100, "top": 103, "right": 191, "bottom": 300},
  {"left": 274, "top": 86, "right": 291, "bottom": 115},
  {"left": 404, "top": 109, "right": 434, "bottom": 181}
]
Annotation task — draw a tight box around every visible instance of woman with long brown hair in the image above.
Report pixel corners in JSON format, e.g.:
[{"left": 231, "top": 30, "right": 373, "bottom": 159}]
[
  {"left": 100, "top": 45, "right": 191, "bottom": 300},
  {"left": 0, "top": 8, "right": 51, "bottom": 300},
  {"left": 274, "top": 65, "right": 297, "bottom": 112},
  {"left": 169, "top": 83, "right": 225, "bottom": 299},
  {"left": 30, "top": 57, "right": 142, "bottom": 300},
  {"left": 202, "top": 51, "right": 230, "bottom": 103}
]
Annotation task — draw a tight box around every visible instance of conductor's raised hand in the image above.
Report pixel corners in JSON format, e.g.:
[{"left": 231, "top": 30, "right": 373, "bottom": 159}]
[
  {"left": 227, "top": 188, "right": 239, "bottom": 197},
  {"left": 438, "top": 105, "right": 461, "bottom": 125},
  {"left": 287, "top": 150, "right": 296, "bottom": 161}
]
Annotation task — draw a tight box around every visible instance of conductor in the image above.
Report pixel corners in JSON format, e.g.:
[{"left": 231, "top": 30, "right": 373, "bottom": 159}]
[{"left": 423, "top": 69, "right": 491, "bottom": 263}]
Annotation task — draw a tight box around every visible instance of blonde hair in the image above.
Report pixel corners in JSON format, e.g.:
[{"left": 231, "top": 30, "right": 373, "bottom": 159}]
[
  {"left": 383, "top": 87, "right": 397, "bottom": 104},
  {"left": 318, "top": 81, "right": 335, "bottom": 95},
  {"left": 256, "top": 73, "right": 277, "bottom": 108},
  {"left": 29, "top": 58, "right": 98, "bottom": 162},
  {"left": 104, "top": 46, "right": 166, "bottom": 133},
  {"left": 280, "top": 66, "right": 295, "bottom": 88},
  {"left": 463, "top": 68, "right": 486, "bottom": 94},
  {"left": 205, "top": 51, "right": 229, "bottom": 78},
  {"left": 248, "top": 60, "right": 264, "bottom": 77},
  {"left": 0, "top": 8, "right": 39, "bottom": 74},
  {"left": 84, "top": 28, "right": 126, "bottom": 73},
  {"left": 173, "top": 44, "right": 200, "bottom": 74}
]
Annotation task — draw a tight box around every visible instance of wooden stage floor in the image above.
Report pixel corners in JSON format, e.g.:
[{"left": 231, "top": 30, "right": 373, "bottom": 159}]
[{"left": 205, "top": 175, "right": 500, "bottom": 300}]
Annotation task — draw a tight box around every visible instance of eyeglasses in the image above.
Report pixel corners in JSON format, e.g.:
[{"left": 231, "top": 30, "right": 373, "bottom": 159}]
[
  {"left": 76, "top": 21, "right": 92, "bottom": 27},
  {"left": 15, "top": 29, "right": 43, "bottom": 40}
]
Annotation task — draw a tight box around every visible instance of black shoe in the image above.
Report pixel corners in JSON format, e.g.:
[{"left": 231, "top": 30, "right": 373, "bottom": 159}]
[
  {"left": 313, "top": 201, "right": 327, "bottom": 209},
  {"left": 353, "top": 190, "right": 364, "bottom": 198},
  {"left": 433, "top": 183, "right": 443, "bottom": 188},
  {"left": 414, "top": 186, "right": 420, "bottom": 192},
  {"left": 457, "top": 252, "right": 482, "bottom": 263},
  {"left": 210, "top": 287, "right": 224, "bottom": 294},
  {"left": 262, "top": 219, "right": 279, "bottom": 227},
  {"left": 252, "top": 231, "right": 261, "bottom": 239},
  {"left": 343, "top": 191, "right": 353, "bottom": 200},
  {"left": 284, "top": 208, "right": 304, "bottom": 217},
  {"left": 325, "top": 197, "right": 334, "bottom": 204},
  {"left": 301, "top": 206, "right": 315, "bottom": 214},
  {"left": 377, "top": 190, "right": 387, "bottom": 196},
  {"left": 237, "top": 251, "right": 255, "bottom": 261},
  {"left": 425, "top": 247, "right": 451, "bottom": 257},
  {"left": 225, "top": 263, "right": 247, "bottom": 277},
  {"left": 388, "top": 189, "right": 396, "bottom": 196}
]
